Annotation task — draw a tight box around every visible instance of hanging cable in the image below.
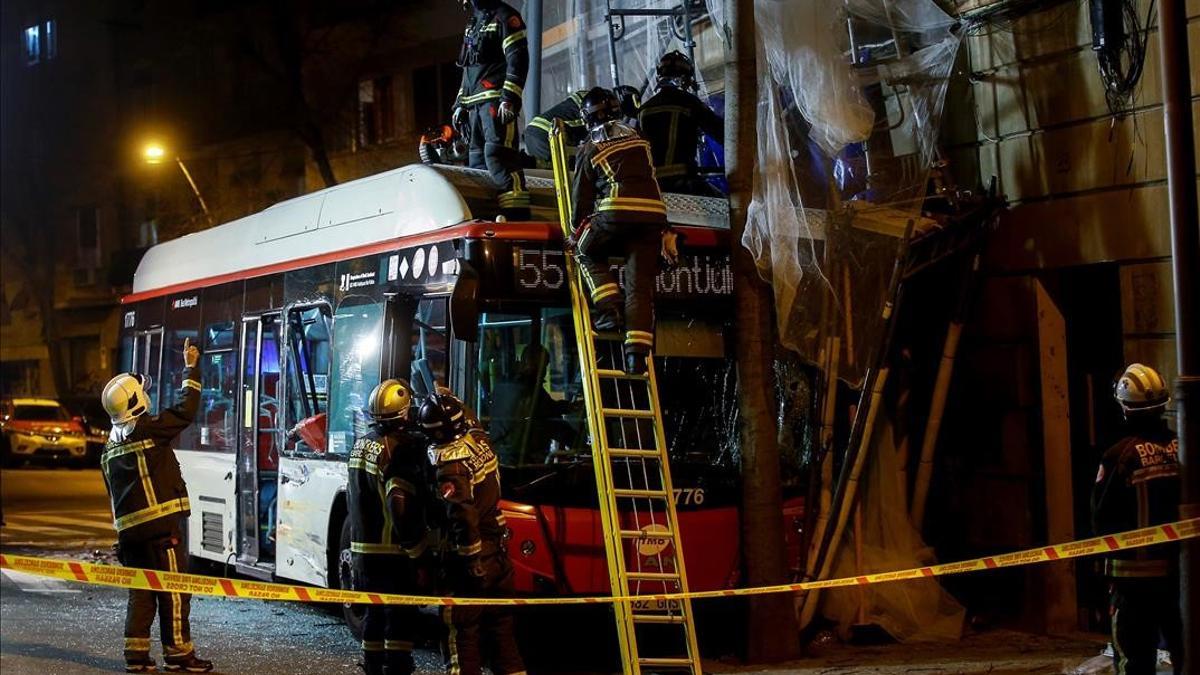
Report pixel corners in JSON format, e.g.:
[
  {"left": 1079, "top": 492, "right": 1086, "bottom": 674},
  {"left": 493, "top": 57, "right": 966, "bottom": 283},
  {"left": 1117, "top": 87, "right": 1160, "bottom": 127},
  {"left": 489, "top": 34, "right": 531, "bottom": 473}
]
[{"left": 1091, "top": 0, "right": 1156, "bottom": 114}]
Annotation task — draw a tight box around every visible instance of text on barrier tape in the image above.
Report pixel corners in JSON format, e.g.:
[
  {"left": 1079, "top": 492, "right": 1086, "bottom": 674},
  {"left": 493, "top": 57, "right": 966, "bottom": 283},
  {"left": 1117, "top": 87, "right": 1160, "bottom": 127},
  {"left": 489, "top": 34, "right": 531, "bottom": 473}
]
[{"left": 1, "top": 519, "right": 1195, "bottom": 607}]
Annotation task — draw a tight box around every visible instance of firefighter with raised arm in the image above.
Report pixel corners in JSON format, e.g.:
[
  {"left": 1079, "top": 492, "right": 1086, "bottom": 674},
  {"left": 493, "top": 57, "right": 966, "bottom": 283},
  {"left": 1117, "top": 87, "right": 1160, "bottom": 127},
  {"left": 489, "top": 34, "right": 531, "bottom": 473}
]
[
  {"left": 638, "top": 50, "right": 724, "bottom": 196},
  {"left": 100, "top": 338, "right": 213, "bottom": 673},
  {"left": 453, "top": 0, "right": 530, "bottom": 219},
  {"left": 348, "top": 379, "right": 431, "bottom": 675},
  {"left": 1091, "top": 363, "right": 1184, "bottom": 675},
  {"left": 417, "top": 392, "right": 524, "bottom": 675},
  {"left": 571, "top": 87, "right": 676, "bottom": 376}
]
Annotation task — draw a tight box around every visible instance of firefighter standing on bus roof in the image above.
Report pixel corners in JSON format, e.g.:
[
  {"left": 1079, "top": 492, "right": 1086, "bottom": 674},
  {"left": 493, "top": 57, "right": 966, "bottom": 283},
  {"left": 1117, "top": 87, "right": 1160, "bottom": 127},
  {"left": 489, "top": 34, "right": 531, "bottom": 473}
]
[
  {"left": 417, "top": 393, "right": 525, "bottom": 675},
  {"left": 638, "top": 50, "right": 724, "bottom": 197},
  {"left": 100, "top": 338, "right": 213, "bottom": 674},
  {"left": 524, "top": 86, "right": 642, "bottom": 166},
  {"left": 348, "top": 379, "right": 431, "bottom": 675},
  {"left": 571, "top": 87, "right": 675, "bottom": 376},
  {"left": 453, "top": 0, "right": 530, "bottom": 220},
  {"left": 1091, "top": 363, "right": 1184, "bottom": 675}
]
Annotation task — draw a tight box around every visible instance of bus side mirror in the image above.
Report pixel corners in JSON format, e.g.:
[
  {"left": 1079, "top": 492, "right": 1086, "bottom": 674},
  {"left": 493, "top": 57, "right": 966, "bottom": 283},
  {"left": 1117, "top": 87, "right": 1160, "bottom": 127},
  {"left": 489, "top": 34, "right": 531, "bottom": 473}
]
[{"left": 450, "top": 259, "right": 480, "bottom": 343}]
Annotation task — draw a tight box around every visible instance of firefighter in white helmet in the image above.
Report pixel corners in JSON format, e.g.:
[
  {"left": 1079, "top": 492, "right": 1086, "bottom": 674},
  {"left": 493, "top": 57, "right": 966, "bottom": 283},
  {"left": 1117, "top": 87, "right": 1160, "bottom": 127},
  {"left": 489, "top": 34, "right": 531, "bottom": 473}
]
[
  {"left": 100, "top": 338, "right": 213, "bottom": 673},
  {"left": 347, "top": 378, "right": 430, "bottom": 675},
  {"left": 1091, "top": 363, "right": 1183, "bottom": 674}
]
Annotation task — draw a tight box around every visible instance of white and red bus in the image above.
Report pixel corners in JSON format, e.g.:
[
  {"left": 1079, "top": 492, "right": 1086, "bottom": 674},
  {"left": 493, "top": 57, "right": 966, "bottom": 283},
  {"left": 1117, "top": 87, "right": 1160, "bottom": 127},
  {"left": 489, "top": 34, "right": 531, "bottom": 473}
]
[{"left": 118, "top": 164, "right": 803, "bottom": 627}]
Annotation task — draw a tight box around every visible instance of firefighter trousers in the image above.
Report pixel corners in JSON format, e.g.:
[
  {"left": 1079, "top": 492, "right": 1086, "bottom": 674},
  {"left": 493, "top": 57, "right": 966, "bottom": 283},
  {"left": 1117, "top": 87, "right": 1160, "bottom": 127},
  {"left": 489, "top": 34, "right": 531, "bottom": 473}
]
[
  {"left": 441, "top": 553, "right": 525, "bottom": 675},
  {"left": 575, "top": 219, "right": 661, "bottom": 356},
  {"left": 119, "top": 526, "right": 194, "bottom": 663},
  {"left": 353, "top": 553, "right": 419, "bottom": 675},
  {"left": 467, "top": 103, "right": 529, "bottom": 218},
  {"left": 1109, "top": 576, "right": 1184, "bottom": 675}
]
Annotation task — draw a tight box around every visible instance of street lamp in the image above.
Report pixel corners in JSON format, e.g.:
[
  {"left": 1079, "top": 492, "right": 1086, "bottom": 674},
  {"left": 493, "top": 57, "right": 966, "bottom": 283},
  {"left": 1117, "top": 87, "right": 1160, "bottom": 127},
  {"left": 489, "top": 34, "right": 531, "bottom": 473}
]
[{"left": 142, "top": 142, "right": 213, "bottom": 226}]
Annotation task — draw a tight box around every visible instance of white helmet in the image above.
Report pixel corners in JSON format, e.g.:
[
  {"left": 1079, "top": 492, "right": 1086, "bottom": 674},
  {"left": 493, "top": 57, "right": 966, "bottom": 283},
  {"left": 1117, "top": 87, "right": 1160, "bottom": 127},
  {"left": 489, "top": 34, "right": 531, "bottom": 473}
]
[
  {"left": 1113, "top": 363, "right": 1170, "bottom": 413},
  {"left": 102, "top": 373, "right": 152, "bottom": 424}
]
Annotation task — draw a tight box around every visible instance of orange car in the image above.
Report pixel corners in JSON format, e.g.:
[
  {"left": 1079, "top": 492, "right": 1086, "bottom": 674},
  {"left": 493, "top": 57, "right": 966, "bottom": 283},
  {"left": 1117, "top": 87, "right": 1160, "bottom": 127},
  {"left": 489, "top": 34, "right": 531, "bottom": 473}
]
[{"left": 0, "top": 397, "right": 89, "bottom": 467}]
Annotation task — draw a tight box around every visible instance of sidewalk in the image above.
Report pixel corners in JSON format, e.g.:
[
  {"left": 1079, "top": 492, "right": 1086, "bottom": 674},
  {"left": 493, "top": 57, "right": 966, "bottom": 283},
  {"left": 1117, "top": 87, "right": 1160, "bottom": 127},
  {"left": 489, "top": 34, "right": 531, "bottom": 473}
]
[{"left": 706, "top": 630, "right": 1124, "bottom": 675}]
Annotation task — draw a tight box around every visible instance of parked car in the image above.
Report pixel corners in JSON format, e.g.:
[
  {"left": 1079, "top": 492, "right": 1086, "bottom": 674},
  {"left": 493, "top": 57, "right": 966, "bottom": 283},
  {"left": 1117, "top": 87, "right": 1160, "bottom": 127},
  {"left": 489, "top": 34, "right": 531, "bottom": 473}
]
[
  {"left": 0, "top": 398, "right": 90, "bottom": 468},
  {"left": 61, "top": 396, "right": 112, "bottom": 466}
]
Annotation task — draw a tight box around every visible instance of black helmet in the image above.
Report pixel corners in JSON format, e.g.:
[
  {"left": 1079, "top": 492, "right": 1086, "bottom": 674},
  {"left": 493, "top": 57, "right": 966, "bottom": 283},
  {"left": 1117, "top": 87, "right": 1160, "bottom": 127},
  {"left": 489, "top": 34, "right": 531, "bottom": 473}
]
[
  {"left": 417, "top": 393, "right": 471, "bottom": 444},
  {"left": 656, "top": 50, "right": 696, "bottom": 88},
  {"left": 613, "top": 85, "right": 642, "bottom": 118},
  {"left": 580, "top": 87, "right": 622, "bottom": 129}
]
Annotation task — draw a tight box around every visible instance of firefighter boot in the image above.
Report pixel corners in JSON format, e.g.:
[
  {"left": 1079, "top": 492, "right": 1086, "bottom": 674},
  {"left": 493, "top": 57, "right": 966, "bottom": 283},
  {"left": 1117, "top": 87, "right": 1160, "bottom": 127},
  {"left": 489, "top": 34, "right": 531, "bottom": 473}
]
[
  {"left": 125, "top": 657, "right": 157, "bottom": 673},
  {"left": 625, "top": 351, "right": 648, "bottom": 376},
  {"left": 163, "top": 654, "right": 213, "bottom": 673}
]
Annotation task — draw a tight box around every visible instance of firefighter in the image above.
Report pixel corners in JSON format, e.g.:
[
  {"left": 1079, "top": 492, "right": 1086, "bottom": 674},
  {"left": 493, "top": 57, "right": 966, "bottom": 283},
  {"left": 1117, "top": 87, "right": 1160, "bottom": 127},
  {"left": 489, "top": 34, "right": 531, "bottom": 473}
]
[
  {"left": 1091, "top": 363, "right": 1184, "bottom": 675},
  {"left": 100, "top": 338, "right": 213, "bottom": 673},
  {"left": 453, "top": 0, "right": 530, "bottom": 219},
  {"left": 571, "top": 87, "right": 674, "bottom": 376},
  {"left": 638, "top": 50, "right": 724, "bottom": 196},
  {"left": 523, "top": 90, "right": 586, "bottom": 166},
  {"left": 348, "top": 379, "right": 431, "bottom": 675},
  {"left": 417, "top": 393, "right": 525, "bottom": 675}
]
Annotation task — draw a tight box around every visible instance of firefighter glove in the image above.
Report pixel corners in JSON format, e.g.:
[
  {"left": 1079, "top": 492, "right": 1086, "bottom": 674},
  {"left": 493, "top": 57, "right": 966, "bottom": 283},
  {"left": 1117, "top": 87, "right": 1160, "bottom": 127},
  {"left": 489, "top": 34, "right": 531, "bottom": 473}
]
[
  {"left": 452, "top": 106, "right": 468, "bottom": 132},
  {"left": 497, "top": 100, "right": 517, "bottom": 124}
]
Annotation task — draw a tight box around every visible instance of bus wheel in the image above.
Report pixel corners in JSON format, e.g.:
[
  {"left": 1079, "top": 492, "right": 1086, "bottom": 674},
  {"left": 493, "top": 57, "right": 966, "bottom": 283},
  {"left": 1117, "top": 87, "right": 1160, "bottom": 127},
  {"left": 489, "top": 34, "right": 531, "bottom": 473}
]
[{"left": 336, "top": 516, "right": 366, "bottom": 639}]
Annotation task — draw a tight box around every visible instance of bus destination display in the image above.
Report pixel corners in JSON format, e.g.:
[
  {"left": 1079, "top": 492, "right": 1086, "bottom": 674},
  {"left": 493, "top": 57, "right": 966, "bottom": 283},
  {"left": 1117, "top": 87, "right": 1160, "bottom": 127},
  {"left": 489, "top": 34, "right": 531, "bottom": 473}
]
[{"left": 514, "top": 247, "right": 733, "bottom": 300}]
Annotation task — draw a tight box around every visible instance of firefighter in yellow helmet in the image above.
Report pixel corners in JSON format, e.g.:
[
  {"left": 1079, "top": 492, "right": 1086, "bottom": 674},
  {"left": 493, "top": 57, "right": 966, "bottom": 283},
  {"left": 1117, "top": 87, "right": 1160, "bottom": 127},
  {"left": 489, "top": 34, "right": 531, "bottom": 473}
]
[
  {"left": 1091, "top": 363, "right": 1183, "bottom": 674},
  {"left": 348, "top": 378, "right": 430, "bottom": 675},
  {"left": 100, "top": 338, "right": 213, "bottom": 673}
]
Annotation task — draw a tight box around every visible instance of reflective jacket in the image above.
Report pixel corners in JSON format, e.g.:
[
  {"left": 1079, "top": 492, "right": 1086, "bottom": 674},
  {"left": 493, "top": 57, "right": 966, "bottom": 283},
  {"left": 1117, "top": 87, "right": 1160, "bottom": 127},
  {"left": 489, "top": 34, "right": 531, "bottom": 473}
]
[
  {"left": 1090, "top": 418, "right": 1180, "bottom": 578},
  {"left": 428, "top": 428, "right": 504, "bottom": 559},
  {"left": 572, "top": 122, "right": 668, "bottom": 230},
  {"left": 456, "top": 2, "right": 528, "bottom": 110},
  {"left": 638, "top": 85, "right": 724, "bottom": 179},
  {"left": 348, "top": 427, "right": 431, "bottom": 557},
  {"left": 525, "top": 91, "right": 587, "bottom": 160},
  {"left": 101, "top": 366, "right": 199, "bottom": 542}
]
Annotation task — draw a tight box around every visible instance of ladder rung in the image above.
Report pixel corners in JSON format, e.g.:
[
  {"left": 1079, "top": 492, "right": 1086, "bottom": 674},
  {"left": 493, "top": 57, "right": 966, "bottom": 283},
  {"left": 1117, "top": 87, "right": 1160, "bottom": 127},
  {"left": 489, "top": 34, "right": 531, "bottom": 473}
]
[
  {"left": 595, "top": 368, "right": 649, "bottom": 381},
  {"left": 638, "top": 658, "right": 696, "bottom": 668},
  {"left": 627, "top": 571, "right": 681, "bottom": 582},
  {"left": 620, "top": 528, "right": 675, "bottom": 539},
  {"left": 591, "top": 331, "right": 623, "bottom": 341},
  {"left": 609, "top": 447, "right": 661, "bottom": 458},
  {"left": 602, "top": 407, "right": 655, "bottom": 419},
  {"left": 613, "top": 488, "right": 670, "bottom": 500},
  {"left": 631, "top": 613, "right": 686, "bottom": 624}
]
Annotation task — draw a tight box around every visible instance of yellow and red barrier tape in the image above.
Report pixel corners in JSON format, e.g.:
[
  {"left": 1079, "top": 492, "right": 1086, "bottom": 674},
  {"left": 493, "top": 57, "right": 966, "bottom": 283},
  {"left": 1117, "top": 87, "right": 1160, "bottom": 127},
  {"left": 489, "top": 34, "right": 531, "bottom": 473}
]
[{"left": 1, "top": 519, "right": 1195, "bottom": 607}]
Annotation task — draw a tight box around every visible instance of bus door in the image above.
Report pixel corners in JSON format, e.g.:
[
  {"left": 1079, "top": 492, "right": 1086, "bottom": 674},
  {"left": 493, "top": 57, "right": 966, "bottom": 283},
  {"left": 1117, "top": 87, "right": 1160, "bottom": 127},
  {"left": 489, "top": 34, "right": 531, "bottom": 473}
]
[
  {"left": 129, "top": 327, "right": 165, "bottom": 413},
  {"left": 235, "top": 313, "right": 282, "bottom": 573}
]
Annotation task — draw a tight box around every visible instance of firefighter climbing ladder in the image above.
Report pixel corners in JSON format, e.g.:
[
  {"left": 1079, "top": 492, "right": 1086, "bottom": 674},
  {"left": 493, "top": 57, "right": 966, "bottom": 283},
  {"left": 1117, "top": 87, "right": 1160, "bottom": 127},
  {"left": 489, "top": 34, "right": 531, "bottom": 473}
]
[{"left": 549, "top": 121, "right": 702, "bottom": 674}]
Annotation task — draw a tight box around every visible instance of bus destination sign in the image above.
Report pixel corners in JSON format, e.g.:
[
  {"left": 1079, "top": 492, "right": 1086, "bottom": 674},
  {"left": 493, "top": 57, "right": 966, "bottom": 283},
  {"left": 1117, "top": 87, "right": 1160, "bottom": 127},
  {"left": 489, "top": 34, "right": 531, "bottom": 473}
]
[{"left": 514, "top": 247, "right": 733, "bottom": 300}]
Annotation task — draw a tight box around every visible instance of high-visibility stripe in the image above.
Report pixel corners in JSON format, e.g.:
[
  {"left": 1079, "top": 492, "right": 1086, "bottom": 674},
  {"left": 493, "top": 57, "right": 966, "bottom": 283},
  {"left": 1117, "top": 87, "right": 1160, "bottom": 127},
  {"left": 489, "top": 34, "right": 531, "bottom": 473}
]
[
  {"left": 115, "top": 498, "right": 190, "bottom": 532},
  {"left": 385, "top": 477, "right": 416, "bottom": 496},
  {"left": 182, "top": 379, "right": 201, "bottom": 391},
  {"left": 135, "top": 449, "right": 157, "bottom": 507},
  {"left": 351, "top": 541, "right": 406, "bottom": 555},
  {"left": 102, "top": 439, "right": 154, "bottom": 465},
  {"left": 502, "top": 80, "right": 523, "bottom": 99},
  {"left": 597, "top": 197, "right": 667, "bottom": 215},
  {"left": 384, "top": 639, "right": 414, "bottom": 651},
  {"left": 481, "top": 21, "right": 499, "bottom": 32},
  {"left": 502, "top": 30, "right": 527, "bottom": 51},
  {"left": 460, "top": 90, "right": 502, "bottom": 105},
  {"left": 166, "top": 548, "right": 185, "bottom": 652},
  {"left": 362, "top": 640, "right": 385, "bottom": 652},
  {"left": 530, "top": 116, "right": 552, "bottom": 132},
  {"left": 592, "top": 283, "right": 620, "bottom": 302},
  {"left": 457, "top": 540, "right": 483, "bottom": 556},
  {"left": 125, "top": 637, "right": 151, "bottom": 652},
  {"left": 348, "top": 458, "right": 382, "bottom": 476},
  {"left": 444, "top": 606, "right": 461, "bottom": 675},
  {"left": 498, "top": 190, "right": 531, "bottom": 207},
  {"left": 591, "top": 138, "right": 651, "bottom": 167}
]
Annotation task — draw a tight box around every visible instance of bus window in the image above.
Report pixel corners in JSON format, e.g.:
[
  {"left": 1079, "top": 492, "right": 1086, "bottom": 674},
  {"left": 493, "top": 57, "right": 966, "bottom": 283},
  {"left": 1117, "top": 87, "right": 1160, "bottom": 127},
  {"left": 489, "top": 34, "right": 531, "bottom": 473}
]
[
  {"left": 328, "top": 298, "right": 383, "bottom": 457},
  {"left": 164, "top": 295, "right": 202, "bottom": 447},
  {"left": 198, "top": 320, "right": 237, "bottom": 451},
  {"left": 283, "top": 304, "right": 332, "bottom": 457},
  {"left": 475, "top": 308, "right": 587, "bottom": 466},
  {"left": 655, "top": 315, "right": 738, "bottom": 469},
  {"left": 411, "top": 298, "right": 448, "bottom": 395}
]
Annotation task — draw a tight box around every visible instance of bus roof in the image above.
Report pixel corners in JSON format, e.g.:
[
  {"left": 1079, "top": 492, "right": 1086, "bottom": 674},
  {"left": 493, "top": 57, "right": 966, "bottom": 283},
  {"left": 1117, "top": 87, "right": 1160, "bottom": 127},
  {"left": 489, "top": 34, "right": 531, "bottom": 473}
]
[
  {"left": 131, "top": 164, "right": 471, "bottom": 295},
  {"left": 130, "top": 163, "right": 731, "bottom": 298}
]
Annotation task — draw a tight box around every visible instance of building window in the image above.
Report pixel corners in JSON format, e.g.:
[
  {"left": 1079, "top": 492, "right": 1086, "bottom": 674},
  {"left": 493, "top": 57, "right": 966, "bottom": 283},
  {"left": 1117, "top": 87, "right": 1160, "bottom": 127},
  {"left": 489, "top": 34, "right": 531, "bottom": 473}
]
[
  {"left": 412, "top": 62, "right": 461, "bottom": 135},
  {"left": 43, "top": 20, "right": 56, "bottom": 60},
  {"left": 358, "top": 75, "right": 395, "bottom": 148},
  {"left": 23, "top": 25, "right": 40, "bottom": 65}
]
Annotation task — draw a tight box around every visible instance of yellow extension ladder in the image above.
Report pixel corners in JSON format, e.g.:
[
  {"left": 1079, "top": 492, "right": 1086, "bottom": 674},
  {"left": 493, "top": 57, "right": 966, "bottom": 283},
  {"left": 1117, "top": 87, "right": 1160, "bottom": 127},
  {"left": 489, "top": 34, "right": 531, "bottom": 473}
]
[{"left": 549, "top": 121, "right": 703, "bottom": 674}]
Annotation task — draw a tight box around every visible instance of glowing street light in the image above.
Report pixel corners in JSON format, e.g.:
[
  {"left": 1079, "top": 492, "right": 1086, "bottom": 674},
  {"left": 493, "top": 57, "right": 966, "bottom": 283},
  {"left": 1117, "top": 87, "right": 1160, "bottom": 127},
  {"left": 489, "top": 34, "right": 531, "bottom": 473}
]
[{"left": 142, "top": 141, "right": 212, "bottom": 225}]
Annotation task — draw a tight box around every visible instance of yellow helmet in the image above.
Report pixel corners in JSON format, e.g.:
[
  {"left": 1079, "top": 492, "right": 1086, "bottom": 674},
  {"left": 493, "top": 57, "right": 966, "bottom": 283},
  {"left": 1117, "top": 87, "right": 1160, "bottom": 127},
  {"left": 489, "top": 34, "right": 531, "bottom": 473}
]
[
  {"left": 1113, "top": 363, "right": 1170, "bottom": 413},
  {"left": 367, "top": 379, "right": 414, "bottom": 423},
  {"left": 101, "top": 373, "right": 152, "bottom": 424}
]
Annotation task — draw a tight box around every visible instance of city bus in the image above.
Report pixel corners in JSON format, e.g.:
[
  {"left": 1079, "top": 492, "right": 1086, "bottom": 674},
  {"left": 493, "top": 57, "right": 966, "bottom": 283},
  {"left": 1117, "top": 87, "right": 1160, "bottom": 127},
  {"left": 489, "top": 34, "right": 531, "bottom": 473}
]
[{"left": 117, "top": 164, "right": 803, "bottom": 630}]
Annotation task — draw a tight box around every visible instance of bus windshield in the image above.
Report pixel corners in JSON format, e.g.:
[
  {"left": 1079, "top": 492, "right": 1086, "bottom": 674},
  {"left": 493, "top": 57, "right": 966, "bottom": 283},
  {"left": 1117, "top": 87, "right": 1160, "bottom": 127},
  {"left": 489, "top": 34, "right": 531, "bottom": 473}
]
[{"left": 473, "top": 307, "right": 737, "bottom": 470}]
